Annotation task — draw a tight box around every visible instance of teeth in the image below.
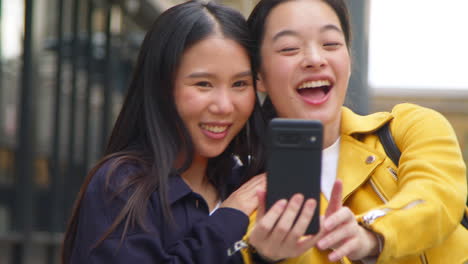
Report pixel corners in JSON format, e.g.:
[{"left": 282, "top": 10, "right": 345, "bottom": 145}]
[
  {"left": 298, "top": 80, "right": 330, "bottom": 90},
  {"left": 200, "top": 124, "right": 228, "bottom": 133}
]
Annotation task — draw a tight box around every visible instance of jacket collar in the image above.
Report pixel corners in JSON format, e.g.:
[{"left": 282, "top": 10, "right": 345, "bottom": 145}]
[
  {"left": 340, "top": 106, "right": 394, "bottom": 136},
  {"left": 337, "top": 107, "right": 394, "bottom": 201},
  {"left": 168, "top": 174, "right": 193, "bottom": 205}
]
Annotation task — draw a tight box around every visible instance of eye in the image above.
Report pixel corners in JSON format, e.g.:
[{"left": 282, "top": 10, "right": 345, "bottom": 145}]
[
  {"left": 278, "top": 47, "right": 299, "bottom": 54},
  {"left": 233, "top": 80, "right": 253, "bottom": 90},
  {"left": 281, "top": 47, "right": 298, "bottom": 52},
  {"left": 233, "top": 80, "right": 248, "bottom": 87},
  {"left": 195, "top": 81, "right": 212, "bottom": 87},
  {"left": 323, "top": 42, "right": 343, "bottom": 50}
]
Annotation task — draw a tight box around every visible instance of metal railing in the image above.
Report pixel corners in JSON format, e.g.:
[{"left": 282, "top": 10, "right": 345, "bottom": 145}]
[{"left": 0, "top": 0, "right": 160, "bottom": 263}]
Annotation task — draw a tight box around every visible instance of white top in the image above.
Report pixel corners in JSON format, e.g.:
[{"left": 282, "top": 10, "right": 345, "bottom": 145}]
[
  {"left": 320, "top": 137, "right": 378, "bottom": 264},
  {"left": 321, "top": 137, "right": 341, "bottom": 200},
  {"left": 209, "top": 200, "right": 222, "bottom": 216}
]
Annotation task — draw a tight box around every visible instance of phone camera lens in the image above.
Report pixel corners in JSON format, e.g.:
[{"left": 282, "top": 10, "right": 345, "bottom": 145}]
[{"left": 277, "top": 133, "right": 299, "bottom": 144}]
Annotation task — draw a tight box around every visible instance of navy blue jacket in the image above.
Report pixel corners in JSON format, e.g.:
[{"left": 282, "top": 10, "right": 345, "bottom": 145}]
[{"left": 70, "top": 161, "right": 248, "bottom": 263}]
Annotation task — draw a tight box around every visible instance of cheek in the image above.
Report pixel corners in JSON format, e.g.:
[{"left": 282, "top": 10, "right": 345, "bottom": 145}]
[
  {"left": 264, "top": 55, "right": 292, "bottom": 76},
  {"left": 337, "top": 62, "right": 351, "bottom": 88},
  {"left": 261, "top": 60, "right": 295, "bottom": 92},
  {"left": 237, "top": 91, "right": 256, "bottom": 119},
  {"left": 336, "top": 51, "right": 352, "bottom": 77},
  {"left": 175, "top": 91, "right": 204, "bottom": 122}
]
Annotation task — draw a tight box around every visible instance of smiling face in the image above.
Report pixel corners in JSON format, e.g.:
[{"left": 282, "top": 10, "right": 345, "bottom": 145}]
[
  {"left": 258, "top": 0, "right": 351, "bottom": 145},
  {"left": 174, "top": 36, "right": 255, "bottom": 159}
]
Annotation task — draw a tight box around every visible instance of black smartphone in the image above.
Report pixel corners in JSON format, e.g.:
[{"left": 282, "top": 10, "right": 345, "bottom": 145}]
[{"left": 266, "top": 118, "right": 323, "bottom": 235}]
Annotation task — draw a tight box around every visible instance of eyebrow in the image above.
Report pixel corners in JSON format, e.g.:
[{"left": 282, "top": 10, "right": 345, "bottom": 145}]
[
  {"left": 272, "top": 30, "right": 298, "bottom": 42},
  {"left": 186, "top": 70, "right": 252, "bottom": 79},
  {"left": 320, "top": 24, "right": 343, "bottom": 34},
  {"left": 272, "top": 24, "right": 343, "bottom": 42}
]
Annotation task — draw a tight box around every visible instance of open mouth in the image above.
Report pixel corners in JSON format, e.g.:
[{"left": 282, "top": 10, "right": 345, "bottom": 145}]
[
  {"left": 200, "top": 124, "right": 229, "bottom": 134},
  {"left": 199, "top": 123, "right": 231, "bottom": 140},
  {"left": 296, "top": 80, "right": 332, "bottom": 103}
]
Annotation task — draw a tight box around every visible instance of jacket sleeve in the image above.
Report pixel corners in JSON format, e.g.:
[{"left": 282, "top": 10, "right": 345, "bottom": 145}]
[
  {"left": 88, "top": 209, "right": 248, "bottom": 264},
  {"left": 73, "top": 163, "right": 248, "bottom": 264},
  {"left": 363, "top": 103, "right": 467, "bottom": 261}
]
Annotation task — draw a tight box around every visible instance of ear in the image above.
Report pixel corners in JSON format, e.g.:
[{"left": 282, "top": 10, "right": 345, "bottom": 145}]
[{"left": 256, "top": 75, "right": 267, "bottom": 93}]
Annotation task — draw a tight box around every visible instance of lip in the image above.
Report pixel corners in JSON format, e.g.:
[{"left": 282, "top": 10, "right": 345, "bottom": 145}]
[
  {"left": 199, "top": 122, "right": 232, "bottom": 140},
  {"left": 295, "top": 75, "right": 334, "bottom": 105}
]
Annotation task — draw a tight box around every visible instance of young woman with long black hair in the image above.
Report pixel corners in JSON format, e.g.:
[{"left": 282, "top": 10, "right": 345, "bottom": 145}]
[{"left": 61, "top": 1, "right": 265, "bottom": 263}]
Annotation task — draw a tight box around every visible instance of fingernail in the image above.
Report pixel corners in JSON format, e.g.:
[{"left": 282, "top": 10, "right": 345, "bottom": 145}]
[
  {"left": 277, "top": 199, "right": 287, "bottom": 208},
  {"left": 317, "top": 239, "right": 326, "bottom": 249},
  {"left": 329, "top": 252, "right": 339, "bottom": 262},
  {"left": 293, "top": 194, "right": 304, "bottom": 205}
]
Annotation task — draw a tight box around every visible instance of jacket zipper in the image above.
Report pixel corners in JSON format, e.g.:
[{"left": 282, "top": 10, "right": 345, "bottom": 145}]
[
  {"left": 419, "top": 254, "right": 428, "bottom": 264},
  {"left": 369, "top": 178, "right": 428, "bottom": 264},
  {"left": 387, "top": 167, "right": 398, "bottom": 181},
  {"left": 369, "top": 178, "right": 389, "bottom": 203}
]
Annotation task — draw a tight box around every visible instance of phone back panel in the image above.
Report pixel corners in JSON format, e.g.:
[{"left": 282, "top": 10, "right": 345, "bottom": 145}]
[{"left": 266, "top": 118, "right": 323, "bottom": 234}]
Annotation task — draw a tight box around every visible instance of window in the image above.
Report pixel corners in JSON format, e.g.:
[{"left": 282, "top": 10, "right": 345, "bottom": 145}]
[
  {"left": 1, "top": 1, "right": 24, "bottom": 59},
  {"left": 368, "top": 0, "right": 468, "bottom": 91}
]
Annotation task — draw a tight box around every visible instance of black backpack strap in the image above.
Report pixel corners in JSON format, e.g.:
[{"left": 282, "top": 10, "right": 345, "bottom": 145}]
[
  {"left": 376, "top": 121, "right": 468, "bottom": 229},
  {"left": 377, "top": 122, "right": 401, "bottom": 166},
  {"left": 462, "top": 209, "right": 468, "bottom": 229}
]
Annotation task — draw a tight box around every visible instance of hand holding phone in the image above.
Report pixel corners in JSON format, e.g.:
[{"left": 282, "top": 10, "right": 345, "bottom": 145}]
[{"left": 266, "top": 118, "right": 323, "bottom": 234}]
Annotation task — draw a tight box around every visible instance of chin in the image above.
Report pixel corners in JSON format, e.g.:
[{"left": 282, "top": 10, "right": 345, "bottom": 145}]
[{"left": 199, "top": 148, "right": 226, "bottom": 159}]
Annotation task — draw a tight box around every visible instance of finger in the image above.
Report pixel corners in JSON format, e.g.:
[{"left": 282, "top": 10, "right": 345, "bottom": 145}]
[
  {"left": 318, "top": 216, "right": 356, "bottom": 250},
  {"left": 284, "top": 199, "right": 316, "bottom": 243},
  {"left": 256, "top": 197, "right": 287, "bottom": 228},
  {"left": 236, "top": 174, "right": 266, "bottom": 198},
  {"left": 296, "top": 234, "right": 321, "bottom": 253},
  {"left": 324, "top": 206, "right": 355, "bottom": 232},
  {"left": 256, "top": 189, "right": 267, "bottom": 220},
  {"left": 241, "top": 173, "right": 266, "bottom": 190},
  {"left": 269, "top": 194, "right": 304, "bottom": 242},
  {"left": 328, "top": 237, "right": 359, "bottom": 262},
  {"left": 251, "top": 197, "right": 287, "bottom": 243},
  {"left": 325, "top": 180, "right": 343, "bottom": 218}
]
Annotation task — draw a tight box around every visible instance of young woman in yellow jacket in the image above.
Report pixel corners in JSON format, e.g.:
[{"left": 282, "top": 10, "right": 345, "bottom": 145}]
[{"left": 240, "top": 0, "right": 468, "bottom": 263}]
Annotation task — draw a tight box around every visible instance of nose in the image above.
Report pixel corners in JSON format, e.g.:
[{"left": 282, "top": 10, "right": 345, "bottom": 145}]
[
  {"left": 302, "top": 46, "right": 327, "bottom": 69},
  {"left": 209, "top": 89, "right": 234, "bottom": 115}
]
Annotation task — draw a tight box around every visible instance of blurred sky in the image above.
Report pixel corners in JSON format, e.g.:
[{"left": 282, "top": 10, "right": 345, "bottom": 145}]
[
  {"left": 368, "top": 0, "right": 468, "bottom": 90},
  {"left": 2, "top": 0, "right": 468, "bottom": 91}
]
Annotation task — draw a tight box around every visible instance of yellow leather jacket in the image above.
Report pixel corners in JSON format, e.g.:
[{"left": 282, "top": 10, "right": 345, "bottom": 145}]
[{"left": 242, "top": 103, "right": 468, "bottom": 264}]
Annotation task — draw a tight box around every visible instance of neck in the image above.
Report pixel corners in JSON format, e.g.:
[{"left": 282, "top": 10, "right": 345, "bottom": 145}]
[
  {"left": 180, "top": 155, "right": 220, "bottom": 211},
  {"left": 323, "top": 114, "right": 342, "bottom": 149},
  {"left": 181, "top": 155, "right": 209, "bottom": 190}
]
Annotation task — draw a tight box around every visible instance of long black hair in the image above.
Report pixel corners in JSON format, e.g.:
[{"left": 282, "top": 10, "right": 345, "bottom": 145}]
[
  {"left": 247, "top": 0, "right": 351, "bottom": 120},
  {"left": 61, "top": 1, "right": 265, "bottom": 262}
]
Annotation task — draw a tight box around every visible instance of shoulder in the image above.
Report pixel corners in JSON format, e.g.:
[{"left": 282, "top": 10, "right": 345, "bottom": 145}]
[
  {"left": 389, "top": 103, "right": 455, "bottom": 140},
  {"left": 78, "top": 158, "right": 152, "bottom": 235},
  {"left": 87, "top": 157, "right": 145, "bottom": 194},
  {"left": 82, "top": 157, "right": 148, "bottom": 221},
  {"left": 341, "top": 103, "right": 452, "bottom": 135},
  {"left": 390, "top": 103, "right": 446, "bottom": 122}
]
